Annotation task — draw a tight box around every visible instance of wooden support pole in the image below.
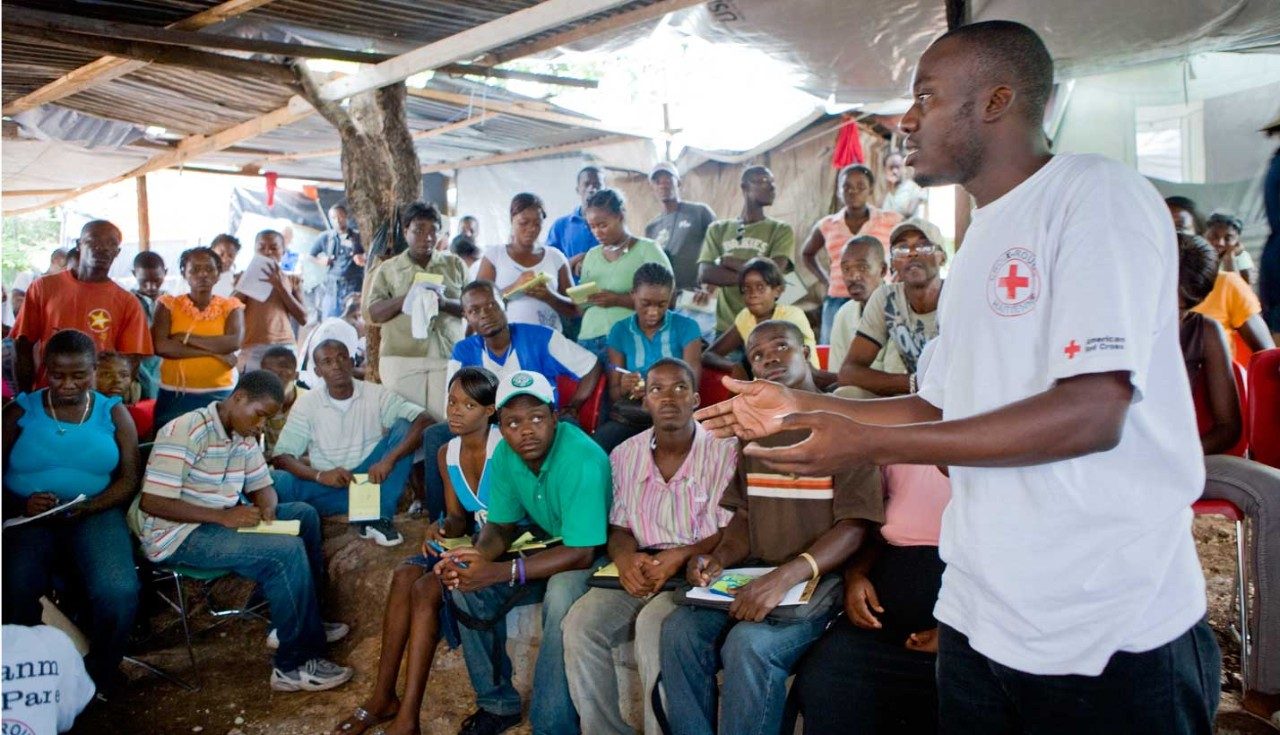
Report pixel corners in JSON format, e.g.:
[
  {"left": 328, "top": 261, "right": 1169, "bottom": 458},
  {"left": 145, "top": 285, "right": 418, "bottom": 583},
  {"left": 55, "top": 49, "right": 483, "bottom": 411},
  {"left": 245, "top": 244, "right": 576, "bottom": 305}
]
[{"left": 136, "top": 176, "right": 151, "bottom": 251}]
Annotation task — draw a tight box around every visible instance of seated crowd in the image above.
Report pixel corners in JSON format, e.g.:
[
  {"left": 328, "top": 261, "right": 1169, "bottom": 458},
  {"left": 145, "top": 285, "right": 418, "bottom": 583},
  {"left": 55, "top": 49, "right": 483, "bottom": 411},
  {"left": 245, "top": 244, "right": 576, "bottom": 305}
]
[{"left": 2, "top": 146, "right": 1277, "bottom": 735}]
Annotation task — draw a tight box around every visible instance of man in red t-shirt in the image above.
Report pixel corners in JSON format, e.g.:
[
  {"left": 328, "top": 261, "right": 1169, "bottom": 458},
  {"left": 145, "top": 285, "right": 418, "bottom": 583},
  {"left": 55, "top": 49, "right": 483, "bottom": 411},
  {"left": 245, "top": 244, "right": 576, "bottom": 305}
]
[{"left": 13, "top": 219, "right": 154, "bottom": 392}]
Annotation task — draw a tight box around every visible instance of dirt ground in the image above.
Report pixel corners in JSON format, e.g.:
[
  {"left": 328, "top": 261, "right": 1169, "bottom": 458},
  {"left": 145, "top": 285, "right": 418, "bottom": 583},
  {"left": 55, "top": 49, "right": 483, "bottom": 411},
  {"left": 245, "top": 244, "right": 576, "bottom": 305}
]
[{"left": 69, "top": 516, "right": 1276, "bottom": 735}]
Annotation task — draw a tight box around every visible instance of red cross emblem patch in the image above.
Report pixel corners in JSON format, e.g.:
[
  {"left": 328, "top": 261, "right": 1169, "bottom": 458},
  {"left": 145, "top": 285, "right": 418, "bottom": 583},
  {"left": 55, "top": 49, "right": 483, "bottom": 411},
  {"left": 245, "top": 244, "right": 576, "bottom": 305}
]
[{"left": 987, "top": 248, "right": 1040, "bottom": 317}]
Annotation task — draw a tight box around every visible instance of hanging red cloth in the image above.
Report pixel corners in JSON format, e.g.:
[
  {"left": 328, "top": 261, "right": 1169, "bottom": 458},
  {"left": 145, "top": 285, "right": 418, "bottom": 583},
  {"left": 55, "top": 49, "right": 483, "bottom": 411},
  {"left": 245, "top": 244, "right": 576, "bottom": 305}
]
[
  {"left": 830, "top": 115, "right": 864, "bottom": 169},
  {"left": 265, "top": 171, "right": 279, "bottom": 207}
]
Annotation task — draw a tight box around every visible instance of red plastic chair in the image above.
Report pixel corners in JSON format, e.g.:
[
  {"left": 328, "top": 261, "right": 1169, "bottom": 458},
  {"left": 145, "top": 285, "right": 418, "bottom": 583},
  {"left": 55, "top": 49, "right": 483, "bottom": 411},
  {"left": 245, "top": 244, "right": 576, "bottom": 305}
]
[
  {"left": 698, "top": 367, "right": 735, "bottom": 407},
  {"left": 128, "top": 398, "right": 157, "bottom": 441},
  {"left": 556, "top": 374, "right": 606, "bottom": 434},
  {"left": 815, "top": 345, "right": 830, "bottom": 371},
  {"left": 1247, "top": 348, "right": 1280, "bottom": 469},
  {"left": 1191, "top": 498, "right": 1249, "bottom": 686}
]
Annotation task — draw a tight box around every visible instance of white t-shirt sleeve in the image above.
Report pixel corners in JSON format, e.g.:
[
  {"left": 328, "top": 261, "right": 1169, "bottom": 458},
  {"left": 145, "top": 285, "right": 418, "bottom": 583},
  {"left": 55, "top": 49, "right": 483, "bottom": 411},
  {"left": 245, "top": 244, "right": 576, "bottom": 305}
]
[
  {"left": 1045, "top": 167, "right": 1169, "bottom": 400},
  {"left": 547, "top": 330, "right": 599, "bottom": 379},
  {"left": 914, "top": 336, "right": 947, "bottom": 409}
]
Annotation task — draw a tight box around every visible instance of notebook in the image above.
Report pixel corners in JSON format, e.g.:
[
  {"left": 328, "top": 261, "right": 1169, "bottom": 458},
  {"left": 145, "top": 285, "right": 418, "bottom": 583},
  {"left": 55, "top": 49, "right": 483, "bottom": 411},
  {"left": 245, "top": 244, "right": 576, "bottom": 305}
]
[
  {"left": 566, "top": 281, "right": 600, "bottom": 304},
  {"left": 348, "top": 474, "right": 382, "bottom": 522},
  {"left": 237, "top": 519, "right": 301, "bottom": 535}
]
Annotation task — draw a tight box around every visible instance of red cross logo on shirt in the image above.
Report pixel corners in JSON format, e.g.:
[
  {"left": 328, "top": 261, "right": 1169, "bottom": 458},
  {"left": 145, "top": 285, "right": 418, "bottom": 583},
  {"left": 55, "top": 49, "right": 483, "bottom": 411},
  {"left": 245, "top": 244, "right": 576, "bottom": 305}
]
[
  {"left": 998, "top": 264, "right": 1030, "bottom": 300},
  {"left": 1064, "top": 340, "right": 1081, "bottom": 359}
]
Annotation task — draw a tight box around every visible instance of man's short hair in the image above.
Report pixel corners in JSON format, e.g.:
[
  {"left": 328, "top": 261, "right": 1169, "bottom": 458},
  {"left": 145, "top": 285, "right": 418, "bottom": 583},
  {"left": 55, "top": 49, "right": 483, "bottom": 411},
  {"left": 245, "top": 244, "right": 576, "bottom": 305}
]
[
  {"left": 329, "top": 203, "right": 348, "bottom": 215},
  {"left": 841, "top": 235, "right": 886, "bottom": 266},
  {"left": 451, "top": 235, "right": 480, "bottom": 260},
  {"left": 261, "top": 345, "right": 297, "bottom": 369},
  {"left": 632, "top": 262, "right": 675, "bottom": 291},
  {"left": 80, "top": 219, "right": 121, "bottom": 239},
  {"left": 210, "top": 233, "right": 242, "bottom": 251},
  {"left": 1177, "top": 233, "right": 1219, "bottom": 308},
  {"left": 132, "top": 251, "right": 166, "bottom": 271},
  {"left": 647, "top": 357, "right": 696, "bottom": 385},
  {"left": 236, "top": 370, "right": 285, "bottom": 405},
  {"left": 740, "top": 165, "right": 770, "bottom": 185},
  {"left": 939, "top": 20, "right": 1054, "bottom": 121},
  {"left": 400, "top": 201, "right": 442, "bottom": 229},
  {"left": 748, "top": 319, "right": 805, "bottom": 347},
  {"left": 576, "top": 165, "right": 603, "bottom": 184},
  {"left": 461, "top": 279, "right": 502, "bottom": 303},
  {"left": 255, "top": 229, "right": 284, "bottom": 244},
  {"left": 311, "top": 338, "right": 350, "bottom": 363}
]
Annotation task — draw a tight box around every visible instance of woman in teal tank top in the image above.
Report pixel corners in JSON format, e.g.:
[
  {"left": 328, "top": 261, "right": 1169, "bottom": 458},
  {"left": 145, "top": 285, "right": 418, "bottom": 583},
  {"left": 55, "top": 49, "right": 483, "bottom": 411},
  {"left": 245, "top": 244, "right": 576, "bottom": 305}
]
[
  {"left": 1, "top": 329, "right": 141, "bottom": 688},
  {"left": 332, "top": 367, "right": 499, "bottom": 735}
]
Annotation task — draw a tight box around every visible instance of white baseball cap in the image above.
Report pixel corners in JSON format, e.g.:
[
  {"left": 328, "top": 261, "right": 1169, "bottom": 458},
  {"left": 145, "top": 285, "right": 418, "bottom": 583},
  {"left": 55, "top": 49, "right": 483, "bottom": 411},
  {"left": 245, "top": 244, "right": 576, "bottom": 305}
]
[{"left": 496, "top": 370, "right": 556, "bottom": 408}]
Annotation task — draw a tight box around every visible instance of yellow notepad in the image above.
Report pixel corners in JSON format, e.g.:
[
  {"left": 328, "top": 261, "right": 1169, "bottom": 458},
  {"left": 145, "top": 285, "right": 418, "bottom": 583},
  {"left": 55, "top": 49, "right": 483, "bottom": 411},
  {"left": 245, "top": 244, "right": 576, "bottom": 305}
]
[
  {"left": 508, "top": 532, "right": 562, "bottom": 553},
  {"left": 414, "top": 272, "right": 445, "bottom": 285},
  {"left": 565, "top": 281, "right": 599, "bottom": 304},
  {"left": 348, "top": 474, "right": 382, "bottom": 522},
  {"left": 593, "top": 562, "right": 620, "bottom": 578},
  {"left": 438, "top": 536, "right": 472, "bottom": 551},
  {"left": 237, "top": 520, "right": 301, "bottom": 536},
  {"left": 506, "top": 272, "right": 551, "bottom": 296}
]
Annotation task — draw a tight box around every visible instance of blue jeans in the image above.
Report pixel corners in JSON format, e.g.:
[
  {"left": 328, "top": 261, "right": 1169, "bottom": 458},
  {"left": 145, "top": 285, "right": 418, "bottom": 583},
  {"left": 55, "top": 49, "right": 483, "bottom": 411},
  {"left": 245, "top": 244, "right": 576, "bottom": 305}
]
[
  {"left": 936, "top": 620, "right": 1220, "bottom": 735},
  {"left": 820, "top": 295, "right": 850, "bottom": 344},
  {"left": 452, "top": 566, "right": 597, "bottom": 735},
  {"left": 421, "top": 422, "right": 456, "bottom": 521},
  {"left": 1, "top": 506, "right": 140, "bottom": 684},
  {"left": 155, "top": 388, "right": 231, "bottom": 433},
  {"left": 271, "top": 418, "right": 413, "bottom": 521},
  {"left": 165, "top": 502, "right": 326, "bottom": 670},
  {"left": 659, "top": 605, "right": 832, "bottom": 735}
]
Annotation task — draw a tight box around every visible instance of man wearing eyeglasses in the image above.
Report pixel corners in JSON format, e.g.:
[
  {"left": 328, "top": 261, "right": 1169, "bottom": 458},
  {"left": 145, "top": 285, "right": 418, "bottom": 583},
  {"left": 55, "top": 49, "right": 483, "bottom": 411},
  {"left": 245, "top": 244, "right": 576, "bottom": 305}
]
[{"left": 838, "top": 217, "right": 944, "bottom": 396}]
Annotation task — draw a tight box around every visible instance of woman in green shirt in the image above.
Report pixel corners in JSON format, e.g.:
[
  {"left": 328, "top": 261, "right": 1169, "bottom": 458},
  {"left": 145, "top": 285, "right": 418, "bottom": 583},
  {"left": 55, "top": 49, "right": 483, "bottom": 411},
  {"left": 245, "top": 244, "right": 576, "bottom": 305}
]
[{"left": 577, "top": 189, "right": 673, "bottom": 362}]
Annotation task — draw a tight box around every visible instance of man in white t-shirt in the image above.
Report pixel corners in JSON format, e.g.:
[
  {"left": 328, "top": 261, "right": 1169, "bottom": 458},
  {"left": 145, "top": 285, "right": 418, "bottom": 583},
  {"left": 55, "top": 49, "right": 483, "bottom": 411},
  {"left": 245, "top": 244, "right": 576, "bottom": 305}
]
[
  {"left": 2, "top": 625, "right": 95, "bottom": 734},
  {"left": 696, "top": 20, "right": 1218, "bottom": 733}
]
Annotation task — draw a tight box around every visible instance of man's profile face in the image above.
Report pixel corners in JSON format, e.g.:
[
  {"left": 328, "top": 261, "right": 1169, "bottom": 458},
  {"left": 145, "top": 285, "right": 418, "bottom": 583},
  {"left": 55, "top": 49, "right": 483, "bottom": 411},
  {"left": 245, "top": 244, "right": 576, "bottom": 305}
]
[
  {"left": 900, "top": 38, "right": 985, "bottom": 188},
  {"left": 227, "top": 393, "right": 279, "bottom": 438}
]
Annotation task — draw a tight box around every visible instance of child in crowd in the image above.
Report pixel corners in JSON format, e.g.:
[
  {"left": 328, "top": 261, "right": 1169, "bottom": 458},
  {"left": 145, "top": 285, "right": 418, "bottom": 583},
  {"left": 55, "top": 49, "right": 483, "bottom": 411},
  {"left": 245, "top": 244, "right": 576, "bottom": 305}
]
[
  {"left": 702, "top": 257, "right": 818, "bottom": 376},
  {"left": 593, "top": 262, "right": 703, "bottom": 454},
  {"left": 237, "top": 230, "right": 306, "bottom": 371},
  {"left": 258, "top": 345, "right": 306, "bottom": 457},
  {"left": 332, "top": 367, "right": 500, "bottom": 735},
  {"left": 131, "top": 251, "right": 166, "bottom": 400},
  {"left": 131, "top": 370, "right": 353, "bottom": 692},
  {"left": 97, "top": 350, "right": 156, "bottom": 440}
]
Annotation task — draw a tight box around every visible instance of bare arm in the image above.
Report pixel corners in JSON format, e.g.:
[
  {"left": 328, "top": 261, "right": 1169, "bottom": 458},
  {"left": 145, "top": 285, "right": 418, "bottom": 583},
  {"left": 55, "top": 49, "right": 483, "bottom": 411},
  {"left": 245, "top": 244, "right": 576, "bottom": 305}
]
[
  {"left": 837, "top": 335, "right": 911, "bottom": 396},
  {"left": 476, "top": 258, "right": 497, "bottom": 283},
  {"left": 801, "top": 225, "right": 828, "bottom": 289},
  {"left": 698, "top": 261, "right": 740, "bottom": 288},
  {"left": 151, "top": 304, "right": 212, "bottom": 359},
  {"left": 1199, "top": 319, "right": 1243, "bottom": 455},
  {"left": 1239, "top": 314, "right": 1276, "bottom": 354},
  {"left": 367, "top": 294, "right": 406, "bottom": 325},
  {"left": 139, "top": 492, "right": 257, "bottom": 527},
  {"left": 681, "top": 338, "right": 703, "bottom": 384},
  {"left": 185, "top": 308, "right": 244, "bottom": 355},
  {"left": 567, "top": 361, "right": 604, "bottom": 415},
  {"left": 702, "top": 328, "right": 744, "bottom": 373}
]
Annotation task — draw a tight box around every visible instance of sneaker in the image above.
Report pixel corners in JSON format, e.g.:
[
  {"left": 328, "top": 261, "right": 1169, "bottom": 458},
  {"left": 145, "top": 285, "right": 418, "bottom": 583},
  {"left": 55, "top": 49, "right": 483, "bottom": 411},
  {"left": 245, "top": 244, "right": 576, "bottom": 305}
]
[
  {"left": 457, "top": 709, "right": 521, "bottom": 735},
  {"left": 357, "top": 519, "right": 403, "bottom": 547},
  {"left": 270, "top": 657, "right": 353, "bottom": 692},
  {"left": 407, "top": 499, "right": 426, "bottom": 518},
  {"left": 266, "top": 621, "right": 350, "bottom": 649}
]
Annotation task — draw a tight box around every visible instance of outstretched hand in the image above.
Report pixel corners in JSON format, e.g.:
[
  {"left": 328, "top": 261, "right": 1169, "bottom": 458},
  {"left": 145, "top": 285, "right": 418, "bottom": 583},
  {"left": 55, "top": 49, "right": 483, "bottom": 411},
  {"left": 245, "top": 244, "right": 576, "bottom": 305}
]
[
  {"left": 741, "top": 411, "right": 878, "bottom": 476},
  {"left": 691, "top": 376, "right": 803, "bottom": 441}
]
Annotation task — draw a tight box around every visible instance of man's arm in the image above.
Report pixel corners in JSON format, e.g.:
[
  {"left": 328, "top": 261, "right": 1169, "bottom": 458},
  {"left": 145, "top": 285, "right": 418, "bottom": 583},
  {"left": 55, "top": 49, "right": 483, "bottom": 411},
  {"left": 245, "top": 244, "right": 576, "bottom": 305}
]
[
  {"left": 698, "top": 260, "right": 741, "bottom": 288},
  {"left": 746, "top": 371, "right": 1133, "bottom": 476},
  {"left": 567, "top": 361, "right": 604, "bottom": 415},
  {"left": 837, "top": 335, "right": 911, "bottom": 396},
  {"left": 800, "top": 226, "right": 828, "bottom": 289},
  {"left": 730, "top": 518, "right": 870, "bottom": 622},
  {"left": 139, "top": 493, "right": 261, "bottom": 527},
  {"left": 272, "top": 453, "right": 353, "bottom": 488},
  {"left": 367, "top": 412, "right": 434, "bottom": 482}
]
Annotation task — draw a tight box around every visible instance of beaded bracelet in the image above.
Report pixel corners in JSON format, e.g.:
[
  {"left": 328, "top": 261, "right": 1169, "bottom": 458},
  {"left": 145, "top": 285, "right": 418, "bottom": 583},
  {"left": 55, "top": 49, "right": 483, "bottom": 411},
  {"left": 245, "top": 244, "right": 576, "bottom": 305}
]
[
  {"left": 517, "top": 557, "right": 527, "bottom": 585},
  {"left": 508, "top": 560, "right": 518, "bottom": 587}
]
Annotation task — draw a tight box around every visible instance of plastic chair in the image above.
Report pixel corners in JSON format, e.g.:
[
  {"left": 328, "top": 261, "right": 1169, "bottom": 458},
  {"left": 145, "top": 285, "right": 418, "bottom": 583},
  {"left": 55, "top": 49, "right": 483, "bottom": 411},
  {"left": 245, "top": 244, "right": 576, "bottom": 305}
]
[
  {"left": 815, "top": 344, "right": 830, "bottom": 371},
  {"left": 698, "top": 367, "right": 735, "bottom": 407},
  {"left": 1190, "top": 498, "right": 1249, "bottom": 688},
  {"left": 1190, "top": 362, "right": 1248, "bottom": 457},
  {"left": 127, "top": 398, "right": 156, "bottom": 441},
  {"left": 1247, "top": 348, "right": 1280, "bottom": 469},
  {"left": 556, "top": 373, "right": 607, "bottom": 434}
]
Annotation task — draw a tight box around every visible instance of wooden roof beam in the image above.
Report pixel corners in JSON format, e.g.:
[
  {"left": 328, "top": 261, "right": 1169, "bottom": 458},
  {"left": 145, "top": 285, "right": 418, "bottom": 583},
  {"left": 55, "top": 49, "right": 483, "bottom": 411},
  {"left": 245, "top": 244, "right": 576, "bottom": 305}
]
[
  {"left": 479, "top": 0, "right": 707, "bottom": 66},
  {"left": 1, "top": 0, "right": 279, "bottom": 116},
  {"left": 405, "top": 86, "right": 642, "bottom": 137},
  {"left": 256, "top": 111, "right": 498, "bottom": 164},
  {"left": 421, "top": 134, "right": 633, "bottom": 173}
]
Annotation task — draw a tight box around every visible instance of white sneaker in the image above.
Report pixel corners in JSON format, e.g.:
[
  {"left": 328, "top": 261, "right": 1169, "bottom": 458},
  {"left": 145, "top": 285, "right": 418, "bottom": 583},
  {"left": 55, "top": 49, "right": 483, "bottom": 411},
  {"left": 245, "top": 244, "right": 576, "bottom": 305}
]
[
  {"left": 357, "top": 519, "right": 404, "bottom": 547},
  {"left": 266, "top": 621, "right": 350, "bottom": 650},
  {"left": 270, "top": 657, "right": 353, "bottom": 692}
]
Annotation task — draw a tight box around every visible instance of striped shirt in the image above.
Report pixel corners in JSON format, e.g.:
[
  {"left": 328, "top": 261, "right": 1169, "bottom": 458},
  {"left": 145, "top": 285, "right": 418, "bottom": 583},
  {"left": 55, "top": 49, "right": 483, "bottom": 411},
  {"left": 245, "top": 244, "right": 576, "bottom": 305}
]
[
  {"left": 130, "top": 404, "right": 272, "bottom": 562},
  {"left": 608, "top": 424, "right": 737, "bottom": 550},
  {"left": 722, "top": 430, "right": 883, "bottom": 565}
]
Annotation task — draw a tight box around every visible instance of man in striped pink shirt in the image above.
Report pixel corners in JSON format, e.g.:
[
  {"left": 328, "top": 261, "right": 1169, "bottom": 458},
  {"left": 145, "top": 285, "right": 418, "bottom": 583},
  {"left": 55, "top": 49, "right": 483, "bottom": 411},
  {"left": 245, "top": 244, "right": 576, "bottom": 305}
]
[{"left": 562, "top": 357, "right": 737, "bottom": 735}]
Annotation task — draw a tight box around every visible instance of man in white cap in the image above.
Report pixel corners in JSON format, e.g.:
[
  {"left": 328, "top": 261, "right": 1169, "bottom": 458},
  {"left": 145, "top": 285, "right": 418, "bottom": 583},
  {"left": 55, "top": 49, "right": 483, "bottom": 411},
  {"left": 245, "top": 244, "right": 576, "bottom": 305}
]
[
  {"left": 644, "top": 162, "right": 717, "bottom": 294},
  {"left": 837, "top": 217, "right": 945, "bottom": 397},
  {"left": 437, "top": 370, "right": 611, "bottom": 735}
]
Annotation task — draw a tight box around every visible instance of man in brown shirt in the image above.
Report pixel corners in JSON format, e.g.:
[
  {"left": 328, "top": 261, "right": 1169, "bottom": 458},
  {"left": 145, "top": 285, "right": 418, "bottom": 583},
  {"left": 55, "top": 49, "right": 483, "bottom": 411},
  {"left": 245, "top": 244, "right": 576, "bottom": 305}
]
[
  {"left": 659, "top": 319, "right": 882, "bottom": 735},
  {"left": 237, "top": 230, "right": 306, "bottom": 371}
]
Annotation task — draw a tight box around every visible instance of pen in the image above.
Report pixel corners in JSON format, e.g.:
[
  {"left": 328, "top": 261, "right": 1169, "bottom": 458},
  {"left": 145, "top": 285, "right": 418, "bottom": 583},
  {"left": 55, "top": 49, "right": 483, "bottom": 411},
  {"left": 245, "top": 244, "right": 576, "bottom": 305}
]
[{"left": 427, "top": 539, "right": 469, "bottom": 568}]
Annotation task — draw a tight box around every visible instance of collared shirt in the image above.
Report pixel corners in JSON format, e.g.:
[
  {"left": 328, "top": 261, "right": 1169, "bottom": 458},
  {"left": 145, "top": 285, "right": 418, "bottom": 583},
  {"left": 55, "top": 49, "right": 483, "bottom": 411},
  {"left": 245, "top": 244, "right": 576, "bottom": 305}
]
[
  {"left": 546, "top": 206, "right": 599, "bottom": 262},
  {"left": 645, "top": 201, "right": 717, "bottom": 291},
  {"left": 448, "top": 322, "right": 598, "bottom": 391},
  {"left": 609, "top": 424, "right": 737, "bottom": 549},
  {"left": 367, "top": 249, "right": 466, "bottom": 359},
  {"left": 131, "top": 403, "right": 273, "bottom": 561},
  {"left": 486, "top": 422, "right": 610, "bottom": 548},
  {"left": 606, "top": 311, "right": 702, "bottom": 374},
  {"left": 272, "top": 379, "right": 423, "bottom": 470}
]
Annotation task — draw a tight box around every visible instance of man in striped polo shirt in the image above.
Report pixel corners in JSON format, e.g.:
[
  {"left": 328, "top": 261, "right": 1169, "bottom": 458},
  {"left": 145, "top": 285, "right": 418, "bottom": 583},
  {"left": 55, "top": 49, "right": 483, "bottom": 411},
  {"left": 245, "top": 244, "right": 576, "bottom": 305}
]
[
  {"left": 130, "top": 371, "right": 353, "bottom": 692},
  {"left": 659, "top": 320, "right": 884, "bottom": 735},
  {"left": 563, "top": 357, "right": 737, "bottom": 735}
]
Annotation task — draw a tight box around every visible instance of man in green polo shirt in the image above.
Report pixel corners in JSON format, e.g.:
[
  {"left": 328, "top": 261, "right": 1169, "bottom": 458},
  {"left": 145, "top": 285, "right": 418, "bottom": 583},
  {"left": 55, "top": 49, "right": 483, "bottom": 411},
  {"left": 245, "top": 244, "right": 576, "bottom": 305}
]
[{"left": 437, "top": 370, "right": 610, "bottom": 735}]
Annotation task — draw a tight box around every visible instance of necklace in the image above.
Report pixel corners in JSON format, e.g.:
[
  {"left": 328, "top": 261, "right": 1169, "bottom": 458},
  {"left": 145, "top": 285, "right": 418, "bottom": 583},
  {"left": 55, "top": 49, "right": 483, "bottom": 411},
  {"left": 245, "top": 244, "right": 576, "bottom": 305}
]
[
  {"left": 603, "top": 236, "right": 634, "bottom": 255},
  {"left": 47, "top": 391, "right": 92, "bottom": 435}
]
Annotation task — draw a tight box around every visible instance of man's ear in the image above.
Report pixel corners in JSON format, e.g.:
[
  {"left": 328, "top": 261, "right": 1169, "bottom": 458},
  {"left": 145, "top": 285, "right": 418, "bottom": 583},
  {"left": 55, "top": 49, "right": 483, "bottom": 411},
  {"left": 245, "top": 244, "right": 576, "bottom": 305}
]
[{"left": 982, "top": 85, "right": 1016, "bottom": 122}]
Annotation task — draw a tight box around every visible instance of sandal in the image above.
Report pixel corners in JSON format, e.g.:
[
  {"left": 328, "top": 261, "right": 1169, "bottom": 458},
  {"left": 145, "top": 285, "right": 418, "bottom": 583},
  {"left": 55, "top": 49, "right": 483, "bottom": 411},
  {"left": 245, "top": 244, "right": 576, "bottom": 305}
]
[{"left": 332, "top": 706, "right": 395, "bottom": 735}]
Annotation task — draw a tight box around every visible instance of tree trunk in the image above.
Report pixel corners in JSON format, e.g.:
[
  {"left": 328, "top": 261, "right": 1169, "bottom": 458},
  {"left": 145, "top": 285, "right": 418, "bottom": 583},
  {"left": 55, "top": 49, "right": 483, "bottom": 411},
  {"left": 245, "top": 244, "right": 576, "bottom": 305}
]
[{"left": 293, "top": 67, "right": 422, "bottom": 383}]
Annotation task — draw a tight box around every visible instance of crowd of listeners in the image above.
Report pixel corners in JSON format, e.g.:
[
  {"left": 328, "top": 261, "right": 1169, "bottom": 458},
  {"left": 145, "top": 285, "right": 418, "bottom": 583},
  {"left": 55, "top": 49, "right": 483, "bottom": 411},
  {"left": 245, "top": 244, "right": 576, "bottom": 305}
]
[{"left": 2, "top": 22, "right": 1278, "bottom": 734}]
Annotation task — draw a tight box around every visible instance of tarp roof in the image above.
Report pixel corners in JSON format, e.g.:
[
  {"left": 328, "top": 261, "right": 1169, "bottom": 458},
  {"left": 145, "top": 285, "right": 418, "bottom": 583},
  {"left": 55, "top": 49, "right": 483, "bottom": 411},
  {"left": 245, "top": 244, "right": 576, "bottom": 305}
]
[{"left": 4, "top": 0, "right": 1280, "bottom": 214}]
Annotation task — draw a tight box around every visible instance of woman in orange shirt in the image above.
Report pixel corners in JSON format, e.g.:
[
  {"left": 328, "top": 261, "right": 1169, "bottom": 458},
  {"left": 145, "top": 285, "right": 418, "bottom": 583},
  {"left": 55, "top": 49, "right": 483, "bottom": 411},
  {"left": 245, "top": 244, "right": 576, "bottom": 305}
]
[
  {"left": 152, "top": 247, "right": 245, "bottom": 430},
  {"left": 1191, "top": 266, "right": 1275, "bottom": 367},
  {"left": 802, "top": 164, "right": 901, "bottom": 343}
]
